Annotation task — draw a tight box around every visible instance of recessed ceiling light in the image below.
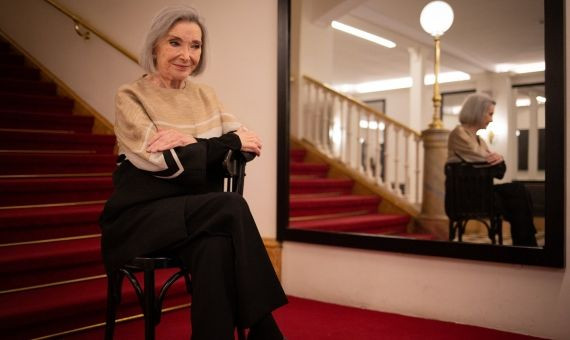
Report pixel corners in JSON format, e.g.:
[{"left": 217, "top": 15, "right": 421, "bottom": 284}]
[{"left": 331, "top": 21, "right": 396, "bottom": 48}]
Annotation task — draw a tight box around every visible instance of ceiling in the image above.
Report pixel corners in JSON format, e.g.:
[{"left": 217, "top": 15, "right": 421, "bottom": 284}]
[{"left": 308, "top": 0, "right": 545, "bottom": 86}]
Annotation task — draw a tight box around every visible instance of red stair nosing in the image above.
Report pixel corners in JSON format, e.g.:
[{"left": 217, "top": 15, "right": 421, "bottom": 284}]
[
  {"left": 0, "top": 272, "right": 190, "bottom": 338},
  {"left": 290, "top": 149, "right": 306, "bottom": 162},
  {"left": 0, "top": 53, "right": 25, "bottom": 64},
  {"left": 0, "top": 130, "right": 116, "bottom": 153},
  {"left": 0, "top": 152, "right": 116, "bottom": 175},
  {"left": 289, "top": 195, "right": 380, "bottom": 217},
  {"left": 0, "top": 111, "right": 93, "bottom": 132},
  {"left": 0, "top": 92, "right": 74, "bottom": 112},
  {"left": 290, "top": 178, "right": 353, "bottom": 195},
  {"left": 0, "top": 78, "right": 56, "bottom": 95},
  {"left": 0, "top": 203, "right": 104, "bottom": 228},
  {"left": 0, "top": 65, "right": 40, "bottom": 80},
  {"left": 0, "top": 237, "right": 104, "bottom": 291},
  {"left": 290, "top": 162, "right": 329, "bottom": 177},
  {"left": 0, "top": 176, "right": 113, "bottom": 206}
]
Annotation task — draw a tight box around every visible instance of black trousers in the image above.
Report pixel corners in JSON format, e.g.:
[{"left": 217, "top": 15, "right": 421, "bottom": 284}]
[
  {"left": 494, "top": 182, "right": 538, "bottom": 246},
  {"left": 162, "top": 192, "right": 287, "bottom": 339}
]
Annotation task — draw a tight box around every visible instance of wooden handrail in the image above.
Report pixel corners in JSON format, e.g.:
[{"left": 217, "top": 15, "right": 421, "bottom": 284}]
[
  {"left": 44, "top": 0, "right": 138, "bottom": 64},
  {"left": 303, "top": 75, "right": 421, "bottom": 137}
]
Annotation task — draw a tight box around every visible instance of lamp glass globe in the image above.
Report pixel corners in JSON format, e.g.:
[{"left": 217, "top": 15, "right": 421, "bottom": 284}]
[{"left": 420, "top": 1, "right": 454, "bottom": 37}]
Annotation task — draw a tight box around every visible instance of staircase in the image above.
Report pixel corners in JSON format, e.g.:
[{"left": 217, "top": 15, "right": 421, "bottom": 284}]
[
  {"left": 0, "top": 39, "right": 191, "bottom": 338},
  {"left": 289, "top": 147, "right": 435, "bottom": 239}
]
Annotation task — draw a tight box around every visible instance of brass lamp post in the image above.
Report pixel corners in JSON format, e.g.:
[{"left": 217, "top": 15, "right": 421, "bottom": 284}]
[{"left": 420, "top": 1, "right": 454, "bottom": 129}]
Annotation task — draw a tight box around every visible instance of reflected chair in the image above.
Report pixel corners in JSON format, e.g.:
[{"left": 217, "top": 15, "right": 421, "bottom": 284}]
[
  {"left": 104, "top": 150, "right": 253, "bottom": 340},
  {"left": 444, "top": 162, "right": 503, "bottom": 245}
]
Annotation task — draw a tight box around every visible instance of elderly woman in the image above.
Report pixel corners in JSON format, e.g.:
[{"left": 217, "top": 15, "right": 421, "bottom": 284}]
[
  {"left": 99, "top": 5, "right": 287, "bottom": 339},
  {"left": 447, "top": 92, "right": 537, "bottom": 247}
]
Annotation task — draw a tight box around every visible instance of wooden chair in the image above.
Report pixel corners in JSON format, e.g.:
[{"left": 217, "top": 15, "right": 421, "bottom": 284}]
[
  {"left": 105, "top": 150, "right": 253, "bottom": 340},
  {"left": 444, "top": 162, "right": 503, "bottom": 245}
]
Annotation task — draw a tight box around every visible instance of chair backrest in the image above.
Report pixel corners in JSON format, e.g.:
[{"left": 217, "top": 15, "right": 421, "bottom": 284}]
[
  {"left": 444, "top": 162, "right": 497, "bottom": 220},
  {"left": 223, "top": 150, "right": 255, "bottom": 195}
]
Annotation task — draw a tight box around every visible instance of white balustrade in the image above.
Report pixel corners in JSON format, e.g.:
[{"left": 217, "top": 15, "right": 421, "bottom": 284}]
[{"left": 298, "top": 75, "right": 424, "bottom": 205}]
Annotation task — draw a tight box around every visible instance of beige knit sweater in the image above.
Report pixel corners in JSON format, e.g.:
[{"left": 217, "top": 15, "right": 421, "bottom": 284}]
[
  {"left": 114, "top": 76, "right": 242, "bottom": 177},
  {"left": 447, "top": 124, "right": 491, "bottom": 163}
]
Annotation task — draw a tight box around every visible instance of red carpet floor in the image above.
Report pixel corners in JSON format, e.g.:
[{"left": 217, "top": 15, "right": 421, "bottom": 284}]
[{"left": 69, "top": 296, "right": 541, "bottom": 339}]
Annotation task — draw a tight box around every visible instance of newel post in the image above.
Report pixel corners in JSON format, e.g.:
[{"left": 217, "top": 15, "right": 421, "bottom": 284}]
[{"left": 417, "top": 128, "right": 449, "bottom": 239}]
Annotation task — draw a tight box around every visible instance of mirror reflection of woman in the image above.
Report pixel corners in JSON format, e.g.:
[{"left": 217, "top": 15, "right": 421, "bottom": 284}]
[
  {"left": 99, "top": 6, "right": 287, "bottom": 339},
  {"left": 447, "top": 93, "right": 538, "bottom": 247}
]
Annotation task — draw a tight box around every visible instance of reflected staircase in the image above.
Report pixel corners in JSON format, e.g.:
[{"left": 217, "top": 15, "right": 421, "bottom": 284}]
[{"left": 289, "top": 146, "right": 436, "bottom": 240}]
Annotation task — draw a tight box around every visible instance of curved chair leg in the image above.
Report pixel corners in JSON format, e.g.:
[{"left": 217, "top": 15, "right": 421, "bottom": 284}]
[
  {"left": 105, "top": 271, "right": 124, "bottom": 340},
  {"left": 143, "top": 268, "right": 157, "bottom": 340}
]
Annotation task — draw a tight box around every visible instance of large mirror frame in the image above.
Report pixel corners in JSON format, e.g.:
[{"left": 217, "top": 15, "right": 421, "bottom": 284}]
[{"left": 277, "top": 0, "right": 565, "bottom": 267}]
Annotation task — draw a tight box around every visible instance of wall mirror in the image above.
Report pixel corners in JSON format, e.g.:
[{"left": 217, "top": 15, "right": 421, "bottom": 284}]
[{"left": 277, "top": 0, "right": 564, "bottom": 267}]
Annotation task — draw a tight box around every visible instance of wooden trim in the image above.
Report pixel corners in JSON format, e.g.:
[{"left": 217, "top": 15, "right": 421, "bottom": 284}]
[{"left": 263, "top": 238, "right": 282, "bottom": 280}]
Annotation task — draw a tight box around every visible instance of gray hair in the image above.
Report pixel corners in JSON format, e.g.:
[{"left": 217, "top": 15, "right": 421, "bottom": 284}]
[
  {"left": 458, "top": 93, "right": 496, "bottom": 126},
  {"left": 139, "top": 5, "right": 207, "bottom": 76}
]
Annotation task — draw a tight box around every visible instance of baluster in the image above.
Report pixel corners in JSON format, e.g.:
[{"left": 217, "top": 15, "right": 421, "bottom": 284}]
[
  {"left": 415, "top": 135, "right": 422, "bottom": 204},
  {"left": 383, "top": 123, "right": 391, "bottom": 192},
  {"left": 338, "top": 99, "right": 345, "bottom": 162},
  {"left": 375, "top": 118, "right": 383, "bottom": 185},
  {"left": 314, "top": 87, "right": 322, "bottom": 148},
  {"left": 347, "top": 103, "right": 357, "bottom": 169},
  {"left": 393, "top": 127, "right": 401, "bottom": 196},
  {"left": 403, "top": 131, "right": 411, "bottom": 201},
  {"left": 365, "top": 112, "right": 372, "bottom": 177}
]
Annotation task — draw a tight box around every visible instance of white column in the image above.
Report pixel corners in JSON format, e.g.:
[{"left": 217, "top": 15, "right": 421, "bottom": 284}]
[
  {"left": 528, "top": 91, "right": 539, "bottom": 179},
  {"left": 408, "top": 47, "right": 425, "bottom": 131}
]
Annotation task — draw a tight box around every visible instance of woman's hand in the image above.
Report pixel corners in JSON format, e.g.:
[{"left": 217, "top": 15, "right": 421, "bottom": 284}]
[
  {"left": 486, "top": 152, "right": 504, "bottom": 165},
  {"left": 146, "top": 128, "right": 197, "bottom": 153},
  {"left": 235, "top": 126, "right": 262, "bottom": 156}
]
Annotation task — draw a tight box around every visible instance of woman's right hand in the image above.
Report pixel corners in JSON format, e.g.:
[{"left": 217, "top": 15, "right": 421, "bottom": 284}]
[
  {"left": 486, "top": 152, "right": 504, "bottom": 165},
  {"left": 235, "top": 126, "right": 262, "bottom": 156},
  {"left": 146, "top": 128, "right": 197, "bottom": 153}
]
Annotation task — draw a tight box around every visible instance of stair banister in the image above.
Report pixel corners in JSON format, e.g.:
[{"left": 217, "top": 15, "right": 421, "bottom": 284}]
[
  {"left": 299, "top": 75, "right": 423, "bottom": 206},
  {"left": 43, "top": 0, "right": 138, "bottom": 64}
]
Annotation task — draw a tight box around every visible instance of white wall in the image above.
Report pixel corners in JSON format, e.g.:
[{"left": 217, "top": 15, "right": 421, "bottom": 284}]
[
  {"left": 2, "top": 0, "right": 568, "bottom": 338},
  {"left": 0, "top": 0, "right": 278, "bottom": 238},
  {"left": 282, "top": 4, "right": 569, "bottom": 338}
]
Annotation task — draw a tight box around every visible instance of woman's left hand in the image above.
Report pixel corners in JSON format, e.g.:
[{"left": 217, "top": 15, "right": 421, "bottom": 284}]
[{"left": 146, "top": 128, "right": 197, "bottom": 153}]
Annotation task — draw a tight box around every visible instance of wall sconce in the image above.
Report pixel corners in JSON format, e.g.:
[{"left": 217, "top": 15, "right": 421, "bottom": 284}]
[{"left": 420, "top": 1, "right": 454, "bottom": 129}]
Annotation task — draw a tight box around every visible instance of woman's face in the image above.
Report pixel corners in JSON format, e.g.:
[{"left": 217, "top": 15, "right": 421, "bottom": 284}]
[
  {"left": 480, "top": 103, "right": 495, "bottom": 129},
  {"left": 154, "top": 21, "right": 202, "bottom": 84}
]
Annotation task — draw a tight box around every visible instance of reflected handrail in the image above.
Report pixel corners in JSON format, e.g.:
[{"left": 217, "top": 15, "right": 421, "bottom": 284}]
[{"left": 299, "top": 75, "right": 423, "bottom": 205}]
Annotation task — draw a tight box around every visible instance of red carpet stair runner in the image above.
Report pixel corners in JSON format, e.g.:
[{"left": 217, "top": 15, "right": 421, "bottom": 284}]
[
  {"left": 0, "top": 39, "right": 191, "bottom": 339},
  {"left": 289, "top": 149, "right": 434, "bottom": 239}
]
